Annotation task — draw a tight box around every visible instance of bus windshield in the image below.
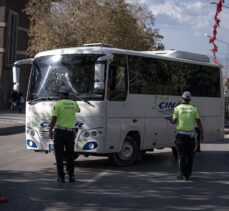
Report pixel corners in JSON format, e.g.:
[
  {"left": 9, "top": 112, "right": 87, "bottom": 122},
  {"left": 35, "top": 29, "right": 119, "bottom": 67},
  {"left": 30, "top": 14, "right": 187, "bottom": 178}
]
[{"left": 27, "top": 54, "right": 106, "bottom": 102}]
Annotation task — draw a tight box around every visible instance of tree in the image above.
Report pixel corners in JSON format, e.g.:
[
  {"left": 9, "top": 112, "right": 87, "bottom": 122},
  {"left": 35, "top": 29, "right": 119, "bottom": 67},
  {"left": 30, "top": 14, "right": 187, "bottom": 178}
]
[{"left": 25, "top": 0, "right": 164, "bottom": 55}]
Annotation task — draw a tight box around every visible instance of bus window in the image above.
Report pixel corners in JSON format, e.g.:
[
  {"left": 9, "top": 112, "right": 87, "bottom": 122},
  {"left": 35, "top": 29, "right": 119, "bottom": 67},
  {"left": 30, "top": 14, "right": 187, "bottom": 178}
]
[{"left": 107, "top": 55, "right": 127, "bottom": 101}]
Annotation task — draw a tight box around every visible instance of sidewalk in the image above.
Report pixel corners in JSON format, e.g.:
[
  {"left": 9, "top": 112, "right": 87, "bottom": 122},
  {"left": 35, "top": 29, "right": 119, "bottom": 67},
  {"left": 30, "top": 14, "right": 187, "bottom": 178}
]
[{"left": 0, "top": 110, "right": 25, "bottom": 135}]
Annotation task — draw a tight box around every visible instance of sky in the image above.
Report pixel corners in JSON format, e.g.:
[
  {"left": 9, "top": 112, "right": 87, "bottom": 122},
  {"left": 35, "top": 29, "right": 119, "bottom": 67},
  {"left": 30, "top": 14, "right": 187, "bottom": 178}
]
[{"left": 129, "top": 0, "right": 229, "bottom": 77}]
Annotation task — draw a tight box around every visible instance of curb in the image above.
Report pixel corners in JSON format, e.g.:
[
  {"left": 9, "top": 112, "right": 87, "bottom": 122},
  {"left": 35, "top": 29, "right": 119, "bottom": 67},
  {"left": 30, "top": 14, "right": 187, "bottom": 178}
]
[{"left": 0, "top": 125, "right": 25, "bottom": 136}]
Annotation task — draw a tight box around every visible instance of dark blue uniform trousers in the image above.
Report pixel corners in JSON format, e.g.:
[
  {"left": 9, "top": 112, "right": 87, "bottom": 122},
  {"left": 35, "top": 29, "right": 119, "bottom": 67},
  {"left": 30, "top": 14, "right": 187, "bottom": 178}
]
[
  {"left": 175, "top": 133, "right": 195, "bottom": 177},
  {"left": 54, "top": 129, "right": 75, "bottom": 179}
]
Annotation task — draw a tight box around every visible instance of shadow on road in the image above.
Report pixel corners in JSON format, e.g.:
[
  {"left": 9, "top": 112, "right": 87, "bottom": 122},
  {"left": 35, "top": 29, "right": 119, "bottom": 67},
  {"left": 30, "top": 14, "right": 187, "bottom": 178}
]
[{"left": 1, "top": 145, "right": 229, "bottom": 210}]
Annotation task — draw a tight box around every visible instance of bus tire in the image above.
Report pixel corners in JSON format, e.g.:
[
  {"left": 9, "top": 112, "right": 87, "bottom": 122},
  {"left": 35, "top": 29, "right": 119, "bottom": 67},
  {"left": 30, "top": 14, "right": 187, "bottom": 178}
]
[{"left": 109, "top": 136, "right": 138, "bottom": 166}]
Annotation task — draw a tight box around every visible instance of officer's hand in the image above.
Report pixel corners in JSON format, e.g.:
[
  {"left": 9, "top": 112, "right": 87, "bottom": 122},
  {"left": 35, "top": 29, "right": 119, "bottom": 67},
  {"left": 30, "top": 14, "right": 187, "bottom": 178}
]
[{"left": 49, "top": 130, "right": 54, "bottom": 139}]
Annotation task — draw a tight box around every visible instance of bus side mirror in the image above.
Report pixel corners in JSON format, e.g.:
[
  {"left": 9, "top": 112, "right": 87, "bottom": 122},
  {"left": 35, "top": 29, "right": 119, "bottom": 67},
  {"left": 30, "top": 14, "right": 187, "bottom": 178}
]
[
  {"left": 94, "top": 81, "right": 105, "bottom": 90},
  {"left": 12, "top": 65, "right": 20, "bottom": 91},
  {"left": 95, "top": 63, "right": 105, "bottom": 82},
  {"left": 94, "top": 63, "right": 105, "bottom": 91}
]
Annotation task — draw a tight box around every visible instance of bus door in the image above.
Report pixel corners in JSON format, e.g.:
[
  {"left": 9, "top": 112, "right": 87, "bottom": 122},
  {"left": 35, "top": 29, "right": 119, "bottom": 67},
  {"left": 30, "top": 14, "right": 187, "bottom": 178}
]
[
  {"left": 105, "top": 55, "right": 129, "bottom": 152},
  {"left": 144, "top": 96, "right": 176, "bottom": 149}
]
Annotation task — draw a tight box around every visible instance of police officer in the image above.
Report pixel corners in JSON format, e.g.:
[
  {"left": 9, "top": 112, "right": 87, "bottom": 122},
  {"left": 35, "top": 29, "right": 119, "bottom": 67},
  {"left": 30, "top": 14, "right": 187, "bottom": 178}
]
[
  {"left": 49, "top": 85, "right": 80, "bottom": 182},
  {"left": 172, "top": 91, "right": 204, "bottom": 180}
]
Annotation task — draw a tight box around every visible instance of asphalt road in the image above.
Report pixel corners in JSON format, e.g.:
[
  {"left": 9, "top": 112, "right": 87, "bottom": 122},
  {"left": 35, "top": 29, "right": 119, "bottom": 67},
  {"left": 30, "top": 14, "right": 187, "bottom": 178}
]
[{"left": 1, "top": 133, "right": 229, "bottom": 211}]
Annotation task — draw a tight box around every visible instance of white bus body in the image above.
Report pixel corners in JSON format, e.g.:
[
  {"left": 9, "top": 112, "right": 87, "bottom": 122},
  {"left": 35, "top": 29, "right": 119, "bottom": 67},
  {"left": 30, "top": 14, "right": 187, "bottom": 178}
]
[{"left": 13, "top": 44, "right": 224, "bottom": 166}]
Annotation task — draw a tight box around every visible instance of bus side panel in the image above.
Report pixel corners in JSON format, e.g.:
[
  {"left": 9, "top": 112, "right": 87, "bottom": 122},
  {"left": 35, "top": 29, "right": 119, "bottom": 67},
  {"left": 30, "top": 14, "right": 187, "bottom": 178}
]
[
  {"left": 105, "top": 118, "right": 122, "bottom": 152},
  {"left": 201, "top": 117, "right": 224, "bottom": 141},
  {"left": 105, "top": 118, "right": 145, "bottom": 153},
  {"left": 106, "top": 95, "right": 174, "bottom": 153},
  {"left": 106, "top": 117, "right": 174, "bottom": 153},
  {"left": 192, "top": 97, "right": 224, "bottom": 142},
  {"left": 144, "top": 117, "right": 174, "bottom": 149}
]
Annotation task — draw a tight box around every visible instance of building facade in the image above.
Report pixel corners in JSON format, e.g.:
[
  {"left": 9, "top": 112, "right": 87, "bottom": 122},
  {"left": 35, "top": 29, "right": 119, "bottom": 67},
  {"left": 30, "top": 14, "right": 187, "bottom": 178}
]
[{"left": 0, "top": 0, "right": 29, "bottom": 109}]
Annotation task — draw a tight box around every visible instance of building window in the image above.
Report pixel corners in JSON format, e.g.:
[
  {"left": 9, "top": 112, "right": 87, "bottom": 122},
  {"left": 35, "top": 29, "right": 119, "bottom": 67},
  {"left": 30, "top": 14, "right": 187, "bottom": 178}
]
[{"left": 7, "top": 10, "right": 18, "bottom": 67}]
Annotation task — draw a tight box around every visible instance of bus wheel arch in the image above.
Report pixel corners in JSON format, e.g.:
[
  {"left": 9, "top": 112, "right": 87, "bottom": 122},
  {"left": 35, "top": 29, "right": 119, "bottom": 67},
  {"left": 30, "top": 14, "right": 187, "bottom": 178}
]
[
  {"left": 126, "top": 131, "right": 141, "bottom": 149},
  {"left": 109, "top": 131, "right": 140, "bottom": 166}
]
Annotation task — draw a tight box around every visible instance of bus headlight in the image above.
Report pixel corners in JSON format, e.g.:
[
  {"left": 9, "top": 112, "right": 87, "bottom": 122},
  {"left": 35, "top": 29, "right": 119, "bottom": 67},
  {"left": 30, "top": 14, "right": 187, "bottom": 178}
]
[
  {"left": 27, "top": 127, "right": 35, "bottom": 136},
  {"left": 89, "top": 142, "right": 95, "bottom": 149},
  {"left": 30, "top": 130, "right": 36, "bottom": 137},
  {"left": 82, "top": 141, "right": 98, "bottom": 150},
  {"left": 84, "top": 132, "right": 90, "bottom": 138},
  {"left": 26, "top": 139, "right": 38, "bottom": 148},
  {"left": 79, "top": 128, "right": 103, "bottom": 140},
  {"left": 26, "top": 127, "right": 39, "bottom": 140},
  {"left": 91, "top": 131, "right": 97, "bottom": 136}
]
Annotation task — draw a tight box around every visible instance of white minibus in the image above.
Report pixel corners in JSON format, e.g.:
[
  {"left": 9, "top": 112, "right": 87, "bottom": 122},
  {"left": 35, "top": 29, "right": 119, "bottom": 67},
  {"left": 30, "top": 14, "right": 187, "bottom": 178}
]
[{"left": 12, "top": 44, "right": 224, "bottom": 166}]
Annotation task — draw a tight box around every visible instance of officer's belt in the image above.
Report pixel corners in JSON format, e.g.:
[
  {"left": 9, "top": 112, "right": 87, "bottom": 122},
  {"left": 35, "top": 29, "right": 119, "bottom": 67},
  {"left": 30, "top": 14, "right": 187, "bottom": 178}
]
[
  {"left": 56, "top": 126, "right": 75, "bottom": 132},
  {"left": 176, "top": 130, "right": 195, "bottom": 136}
]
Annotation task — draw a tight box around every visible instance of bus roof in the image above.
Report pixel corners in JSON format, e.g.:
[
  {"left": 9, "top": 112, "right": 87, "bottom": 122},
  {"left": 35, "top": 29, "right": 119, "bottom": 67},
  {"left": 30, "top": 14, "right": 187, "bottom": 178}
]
[
  {"left": 142, "top": 50, "right": 211, "bottom": 63},
  {"left": 35, "top": 44, "right": 215, "bottom": 66}
]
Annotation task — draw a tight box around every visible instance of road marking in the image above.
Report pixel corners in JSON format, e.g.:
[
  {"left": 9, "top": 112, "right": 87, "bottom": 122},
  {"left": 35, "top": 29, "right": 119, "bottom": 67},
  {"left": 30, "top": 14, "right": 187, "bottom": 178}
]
[{"left": 78, "top": 171, "right": 110, "bottom": 187}]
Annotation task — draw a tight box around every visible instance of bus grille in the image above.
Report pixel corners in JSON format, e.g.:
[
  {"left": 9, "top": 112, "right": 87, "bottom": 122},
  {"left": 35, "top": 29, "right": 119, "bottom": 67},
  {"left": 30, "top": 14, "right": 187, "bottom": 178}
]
[
  {"left": 39, "top": 131, "right": 50, "bottom": 140},
  {"left": 39, "top": 130, "right": 78, "bottom": 140}
]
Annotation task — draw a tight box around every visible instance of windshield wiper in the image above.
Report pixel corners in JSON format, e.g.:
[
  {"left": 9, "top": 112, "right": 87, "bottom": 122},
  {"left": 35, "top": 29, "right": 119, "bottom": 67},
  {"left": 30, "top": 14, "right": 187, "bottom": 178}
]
[
  {"left": 70, "top": 93, "right": 95, "bottom": 108},
  {"left": 28, "top": 96, "right": 59, "bottom": 105}
]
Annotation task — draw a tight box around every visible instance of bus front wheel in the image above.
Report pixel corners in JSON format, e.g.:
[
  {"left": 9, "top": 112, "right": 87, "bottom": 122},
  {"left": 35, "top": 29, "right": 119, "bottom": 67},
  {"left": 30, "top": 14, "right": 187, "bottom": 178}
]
[{"left": 109, "top": 136, "right": 138, "bottom": 166}]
